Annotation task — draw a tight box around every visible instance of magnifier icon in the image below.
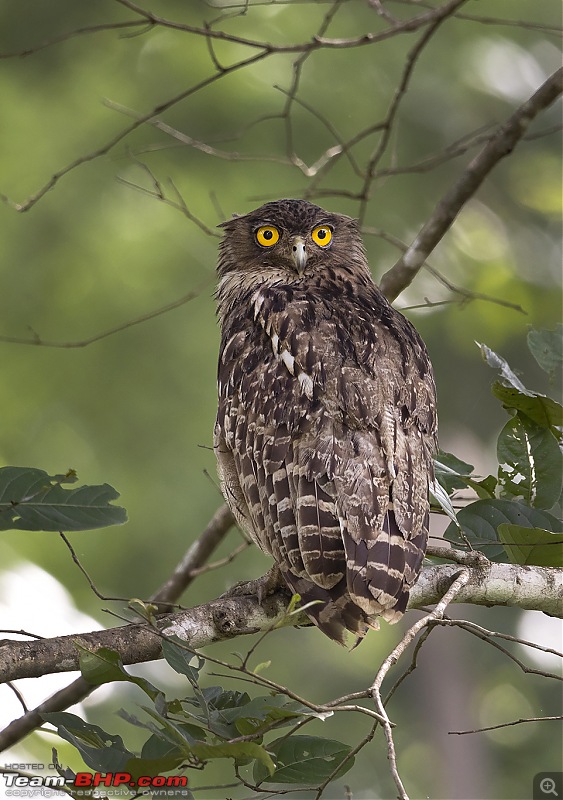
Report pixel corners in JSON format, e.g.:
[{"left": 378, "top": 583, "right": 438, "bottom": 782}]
[{"left": 541, "top": 778, "right": 559, "bottom": 797}]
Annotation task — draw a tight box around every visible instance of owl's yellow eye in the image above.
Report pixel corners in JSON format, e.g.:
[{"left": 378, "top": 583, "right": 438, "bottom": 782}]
[
  {"left": 255, "top": 226, "right": 280, "bottom": 247},
  {"left": 311, "top": 225, "right": 333, "bottom": 247}
]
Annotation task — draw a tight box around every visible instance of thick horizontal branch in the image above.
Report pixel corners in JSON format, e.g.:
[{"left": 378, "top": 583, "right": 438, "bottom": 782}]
[
  {"left": 409, "top": 561, "right": 562, "bottom": 614},
  {"left": 0, "top": 562, "right": 560, "bottom": 684},
  {"left": 379, "top": 66, "right": 563, "bottom": 300}
]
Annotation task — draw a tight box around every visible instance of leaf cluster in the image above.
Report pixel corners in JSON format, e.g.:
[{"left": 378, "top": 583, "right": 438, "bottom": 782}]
[
  {"left": 43, "top": 640, "right": 353, "bottom": 798},
  {"left": 435, "top": 327, "right": 563, "bottom": 567}
]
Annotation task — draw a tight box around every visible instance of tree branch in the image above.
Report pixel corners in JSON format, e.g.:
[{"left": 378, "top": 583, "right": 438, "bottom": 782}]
[
  {"left": 0, "top": 505, "right": 234, "bottom": 753},
  {"left": 1, "top": 562, "right": 559, "bottom": 685},
  {"left": 409, "top": 562, "right": 563, "bottom": 615},
  {"left": 150, "top": 503, "right": 234, "bottom": 610},
  {"left": 379, "top": 66, "right": 563, "bottom": 301}
]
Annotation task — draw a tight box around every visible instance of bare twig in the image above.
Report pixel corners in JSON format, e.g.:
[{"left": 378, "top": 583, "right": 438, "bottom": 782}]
[
  {"left": 363, "top": 226, "right": 526, "bottom": 313},
  {"left": 185, "top": 540, "right": 251, "bottom": 580},
  {"left": 450, "top": 715, "right": 563, "bottom": 735},
  {"left": 370, "top": 570, "right": 471, "bottom": 800},
  {"left": 0, "top": 50, "right": 269, "bottom": 213},
  {"left": 59, "top": 533, "right": 129, "bottom": 602},
  {"left": 425, "top": 543, "right": 490, "bottom": 565},
  {"left": 0, "top": 287, "right": 204, "bottom": 349},
  {"left": 5, "top": 683, "right": 28, "bottom": 714},
  {"left": 432, "top": 618, "right": 563, "bottom": 682},
  {"left": 358, "top": 0, "right": 469, "bottom": 223},
  {"left": 150, "top": 504, "right": 235, "bottom": 610},
  {"left": 0, "top": 20, "right": 150, "bottom": 59},
  {"left": 379, "top": 67, "right": 563, "bottom": 300}
]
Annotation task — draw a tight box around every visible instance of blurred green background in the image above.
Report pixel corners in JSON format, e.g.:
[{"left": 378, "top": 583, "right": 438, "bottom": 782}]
[{"left": 0, "top": 1, "right": 561, "bottom": 798}]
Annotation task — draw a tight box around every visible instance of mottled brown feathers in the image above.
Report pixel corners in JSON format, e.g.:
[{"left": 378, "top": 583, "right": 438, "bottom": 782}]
[{"left": 214, "top": 199, "right": 437, "bottom": 644}]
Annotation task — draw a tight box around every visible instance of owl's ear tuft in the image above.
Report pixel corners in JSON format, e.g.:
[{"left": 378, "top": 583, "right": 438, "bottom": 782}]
[
  {"left": 217, "top": 213, "right": 243, "bottom": 229},
  {"left": 342, "top": 214, "right": 360, "bottom": 230}
]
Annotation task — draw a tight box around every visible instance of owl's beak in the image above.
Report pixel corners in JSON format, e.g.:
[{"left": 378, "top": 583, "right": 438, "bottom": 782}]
[{"left": 291, "top": 236, "right": 307, "bottom": 274}]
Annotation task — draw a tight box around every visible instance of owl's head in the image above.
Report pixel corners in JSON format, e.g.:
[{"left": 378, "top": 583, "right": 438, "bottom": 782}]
[{"left": 217, "top": 199, "right": 367, "bottom": 281}]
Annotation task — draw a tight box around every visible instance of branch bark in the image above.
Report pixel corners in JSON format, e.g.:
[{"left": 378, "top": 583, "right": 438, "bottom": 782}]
[
  {"left": 379, "top": 66, "right": 563, "bottom": 301},
  {"left": 1, "top": 562, "right": 560, "bottom": 685}
]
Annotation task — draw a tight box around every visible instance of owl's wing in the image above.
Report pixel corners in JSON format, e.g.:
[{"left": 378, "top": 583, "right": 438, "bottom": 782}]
[{"left": 216, "top": 283, "right": 436, "bottom": 642}]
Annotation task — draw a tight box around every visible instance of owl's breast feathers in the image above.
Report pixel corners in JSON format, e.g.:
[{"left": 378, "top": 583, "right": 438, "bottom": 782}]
[{"left": 215, "top": 268, "right": 437, "bottom": 644}]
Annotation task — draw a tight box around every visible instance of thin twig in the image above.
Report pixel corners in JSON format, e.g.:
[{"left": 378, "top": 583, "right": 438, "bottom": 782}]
[
  {"left": 358, "top": 0, "right": 469, "bottom": 223},
  {"left": 379, "top": 67, "right": 563, "bottom": 300},
  {"left": 370, "top": 569, "right": 471, "bottom": 800},
  {"left": 59, "top": 533, "right": 128, "bottom": 602},
  {"left": 450, "top": 715, "right": 563, "bottom": 735},
  {"left": 0, "top": 286, "right": 205, "bottom": 349}
]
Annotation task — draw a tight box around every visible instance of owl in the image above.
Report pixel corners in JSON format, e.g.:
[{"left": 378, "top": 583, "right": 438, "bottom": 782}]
[{"left": 214, "top": 199, "right": 437, "bottom": 644}]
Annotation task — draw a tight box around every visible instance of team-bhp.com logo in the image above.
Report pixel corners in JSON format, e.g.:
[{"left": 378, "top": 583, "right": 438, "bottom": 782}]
[{"left": 3, "top": 771, "right": 189, "bottom": 796}]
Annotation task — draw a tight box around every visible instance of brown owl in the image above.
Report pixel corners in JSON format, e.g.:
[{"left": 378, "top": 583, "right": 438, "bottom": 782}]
[{"left": 214, "top": 199, "right": 437, "bottom": 644}]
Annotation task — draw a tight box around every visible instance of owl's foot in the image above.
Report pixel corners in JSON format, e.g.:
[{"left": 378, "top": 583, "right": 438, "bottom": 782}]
[{"left": 221, "top": 565, "right": 286, "bottom": 605}]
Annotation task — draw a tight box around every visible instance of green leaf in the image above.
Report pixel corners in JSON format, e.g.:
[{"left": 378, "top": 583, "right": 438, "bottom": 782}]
[
  {"left": 117, "top": 709, "right": 171, "bottom": 740},
  {"left": 191, "top": 740, "right": 275, "bottom": 775},
  {"left": 132, "top": 702, "right": 203, "bottom": 751},
  {"left": 44, "top": 713, "right": 196, "bottom": 799},
  {"left": 444, "top": 499, "right": 562, "bottom": 561},
  {"left": 179, "top": 686, "right": 254, "bottom": 739},
  {"left": 472, "top": 475, "right": 498, "bottom": 499},
  {"left": 498, "top": 524, "right": 563, "bottom": 567},
  {"left": 497, "top": 414, "right": 563, "bottom": 509},
  {"left": 0, "top": 466, "right": 127, "bottom": 531},
  {"left": 433, "top": 453, "right": 497, "bottom": 500},
  {"left": 42, "top": 712, "right": 134, "bottom": 773},
  {"left": 434, "top": 451, "right": 474, "bottom": 493},
  {"left": 219, "top": 695, "right": 331, "bottom": 733},
  {"left": 78, "top": 646, "right": 159, "bottom": 700},
  {"left": 162, "top": 637, "right": 205, "bottom": 685},
  {"left": 477, "top": 341, "right": 563, "bottom": 434},
  {"left": 254, "top": 735, "right": 353, "bottom": 785},
  {"left": 492, "top": 383, "right": 563, "bottom": 433},
  {"left": 527, "top": 325, "right": 563, "bottom": 377},
  {"left": 477, "top": 342, "right": 529, "bottom": 392},
  {"left": 430, "top": 479, "right": 460, "bottom": 526},
  {"left": 141, "top": 732, "right": 192, "bottom": 761}
]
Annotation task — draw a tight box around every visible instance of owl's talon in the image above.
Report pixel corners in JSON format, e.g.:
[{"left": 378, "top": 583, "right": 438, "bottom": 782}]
[{"left": 221, "top": 565, "right": 284, "bottom": 605}]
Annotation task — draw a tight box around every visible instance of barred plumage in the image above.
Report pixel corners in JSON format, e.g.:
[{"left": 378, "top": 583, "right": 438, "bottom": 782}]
[{"left": 214, "top": 199, "right": 437, "bottom": 644}]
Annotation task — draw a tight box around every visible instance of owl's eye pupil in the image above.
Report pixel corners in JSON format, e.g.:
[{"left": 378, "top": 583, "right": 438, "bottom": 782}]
[
  {"left": 311, "top": 225, "right": 333, "bottom": 247},
  {"left": 256, "top": 226, "right": 280, "bottom": 247}
]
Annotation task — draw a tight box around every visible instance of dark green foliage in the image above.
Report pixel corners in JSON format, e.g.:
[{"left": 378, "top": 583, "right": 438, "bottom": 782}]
[
  {"left": 527, "top": 325, "right": 563, "bottom": 379},
  {"left": 444, "top": 498, "right": 561, "bottom": 562},
  {"left": 43, "top": 640, "right": 354, "bottom": 794},
  {"left": 442, "top": 335, "right": 562, "bottom": 566},
  {"left": 497, "top": 524, "right": 563, "bottom": 568},
  {"left": 0, "top": 467, "right": 126, "bottom": 531},
  {"left": 253, "top": 735, "right": 354, "bottom": 785}
]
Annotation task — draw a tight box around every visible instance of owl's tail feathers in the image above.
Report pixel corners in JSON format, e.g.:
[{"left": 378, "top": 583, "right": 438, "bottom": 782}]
[
  {"left": 280, "top": 569, "right": 372, "bottom": 646},
  {"left": 342, "top": 508, "right": 428, "bottom": 625},
  {"left": 279, "top": 508, "right": 428, "bottom": 645}
]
